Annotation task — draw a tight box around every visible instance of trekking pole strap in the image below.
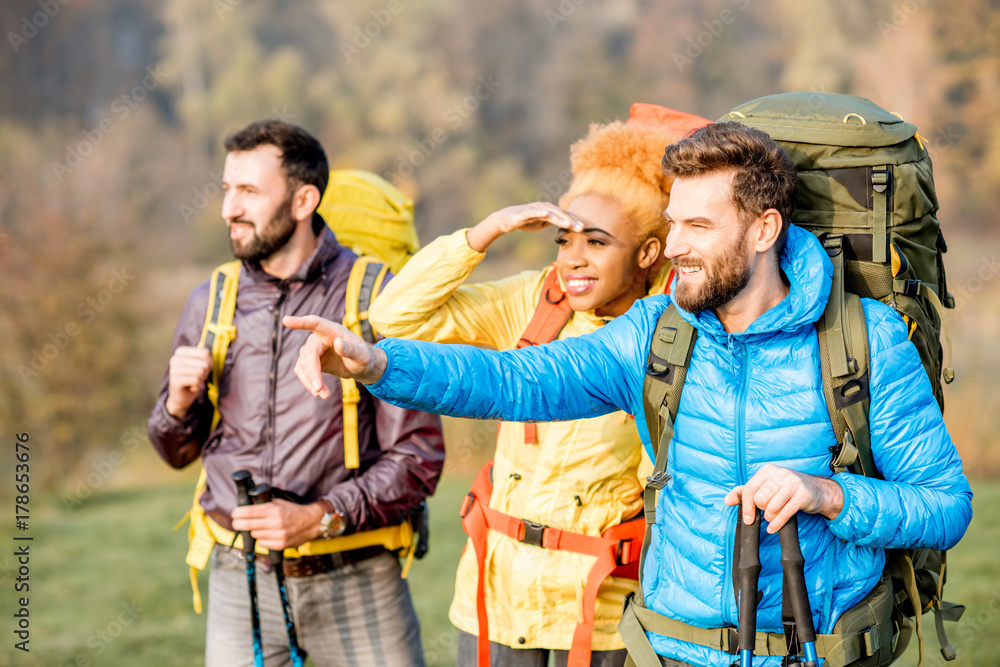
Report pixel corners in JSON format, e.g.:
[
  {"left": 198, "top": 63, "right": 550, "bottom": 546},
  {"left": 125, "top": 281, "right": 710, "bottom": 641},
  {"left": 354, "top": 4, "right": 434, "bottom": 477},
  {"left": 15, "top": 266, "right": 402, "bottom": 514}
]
[{"left": 619, "top": 594, "right": 866, "bottom": 666}]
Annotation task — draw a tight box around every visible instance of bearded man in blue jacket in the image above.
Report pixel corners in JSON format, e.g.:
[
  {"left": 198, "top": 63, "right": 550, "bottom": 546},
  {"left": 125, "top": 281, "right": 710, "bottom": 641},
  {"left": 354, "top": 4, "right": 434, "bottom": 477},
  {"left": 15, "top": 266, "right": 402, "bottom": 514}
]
[{"left": 284, "top": 122, "right": 972, "bottom": 667}]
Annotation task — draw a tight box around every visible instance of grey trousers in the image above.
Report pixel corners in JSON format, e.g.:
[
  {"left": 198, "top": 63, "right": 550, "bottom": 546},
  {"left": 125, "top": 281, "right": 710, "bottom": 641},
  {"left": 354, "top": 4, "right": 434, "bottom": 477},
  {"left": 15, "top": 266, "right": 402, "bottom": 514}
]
[
  {"left": 456, "top": 629, "right": 627, "bottom": 667},
  {"left": 206, "top": 546, "right": 424, "bottom": 667}
]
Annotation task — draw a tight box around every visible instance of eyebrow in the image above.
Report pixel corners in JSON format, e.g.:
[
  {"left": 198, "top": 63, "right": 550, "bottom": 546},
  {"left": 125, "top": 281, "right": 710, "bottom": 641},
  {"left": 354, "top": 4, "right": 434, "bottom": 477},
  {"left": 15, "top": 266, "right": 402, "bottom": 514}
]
[
  {"left": 664, "top": 214, "right": 714, "bottom": 225},
  {"left": 557, "top": 226, "right": 618, "bottom": 240}
]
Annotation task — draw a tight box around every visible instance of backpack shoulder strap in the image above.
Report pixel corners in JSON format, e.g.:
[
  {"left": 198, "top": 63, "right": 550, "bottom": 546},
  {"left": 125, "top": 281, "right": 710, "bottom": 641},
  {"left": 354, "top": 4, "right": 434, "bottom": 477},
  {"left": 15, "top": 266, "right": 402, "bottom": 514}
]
[
  {"left": 340, "top": 255, "right": 389, "bottom": 470},
  {"left": 198, "top": 260, "right": 241, "bottom": 431},
  {"left": 343, "top": 255, "right": 390, "bottom": 344},
  {"left": 815, "top": 240, "right": 877, "bottom": 478},
  {"left": 636, "top": 303, "right": 696, "bottom": 588},
  {"left": 642, "top": 303, "right": 696, "bottom": 459},
  {"left": 516, "top": 266, "right": 573, "bottom": 349}
]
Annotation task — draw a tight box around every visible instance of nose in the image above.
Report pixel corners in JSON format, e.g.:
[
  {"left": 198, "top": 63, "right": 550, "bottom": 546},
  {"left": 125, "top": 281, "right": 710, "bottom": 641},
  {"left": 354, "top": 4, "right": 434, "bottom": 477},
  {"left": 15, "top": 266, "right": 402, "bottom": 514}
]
[
  {"left": 560, "top": 239, "right": 587, "bottom": 269},
  {"left": 663, "top": 224, "right": 690, "bottom": 261},
  {"left": 221, "top": 189, "right": 243, "bottom": 223}
]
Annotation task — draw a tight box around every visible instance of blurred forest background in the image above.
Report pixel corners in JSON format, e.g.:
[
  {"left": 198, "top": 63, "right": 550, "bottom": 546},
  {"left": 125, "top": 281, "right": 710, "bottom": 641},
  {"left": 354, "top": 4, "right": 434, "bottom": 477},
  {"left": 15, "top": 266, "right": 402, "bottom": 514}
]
[
  {"left": 1, "top": 0, "right": 1000, "bottom": 665},
  {"left": 2, "top": 0, "right": 998, "bottom": 487}
]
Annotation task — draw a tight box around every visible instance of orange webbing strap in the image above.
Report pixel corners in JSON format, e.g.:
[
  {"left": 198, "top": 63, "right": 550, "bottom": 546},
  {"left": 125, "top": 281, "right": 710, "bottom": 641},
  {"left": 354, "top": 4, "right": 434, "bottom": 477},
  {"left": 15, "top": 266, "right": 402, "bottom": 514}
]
[
  {"left": 459, "top": 462, "right": 642, "bottom": 667},
  {"left": 511, "top": 267, "right": 573, "bottom": 444},
  {"left": 517, "top": 267, "right": 573, "bottom": 349}
]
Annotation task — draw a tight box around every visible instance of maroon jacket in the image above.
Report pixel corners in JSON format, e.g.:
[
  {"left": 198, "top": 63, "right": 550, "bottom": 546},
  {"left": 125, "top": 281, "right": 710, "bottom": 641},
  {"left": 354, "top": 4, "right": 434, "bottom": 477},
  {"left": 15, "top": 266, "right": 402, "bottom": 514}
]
[{"left": 148, "top": 229, "right": 445, "bottom": 534}]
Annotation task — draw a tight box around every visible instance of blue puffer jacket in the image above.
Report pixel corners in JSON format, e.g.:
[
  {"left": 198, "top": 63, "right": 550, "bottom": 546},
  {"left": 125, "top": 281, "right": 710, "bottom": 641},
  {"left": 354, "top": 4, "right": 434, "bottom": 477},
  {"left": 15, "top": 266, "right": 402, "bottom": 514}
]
[{"left": 368, "top": 225, "right": 972, "bottom": 666}]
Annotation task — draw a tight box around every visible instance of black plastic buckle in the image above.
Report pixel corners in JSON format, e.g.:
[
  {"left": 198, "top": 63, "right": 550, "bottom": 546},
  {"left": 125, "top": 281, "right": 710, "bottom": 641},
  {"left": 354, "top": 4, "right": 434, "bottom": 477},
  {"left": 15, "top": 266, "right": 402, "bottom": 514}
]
[
  {"left": 818, "top": 233, "right": 844, "bottom": 258},
  {"left": 519, "top": 520, "right": 547, "bottom": 547},
  {"left": 900, "top": 278, "right": 921, "bottom": 298},
  {"left": 459, "top": 492, "right": 475, "bottom": 519},
  {"left": 615, "top": 538, "right": 634, "bottom": 567},
  {"left": 645, "top": 471, "right": 671, "bottom": 490}
]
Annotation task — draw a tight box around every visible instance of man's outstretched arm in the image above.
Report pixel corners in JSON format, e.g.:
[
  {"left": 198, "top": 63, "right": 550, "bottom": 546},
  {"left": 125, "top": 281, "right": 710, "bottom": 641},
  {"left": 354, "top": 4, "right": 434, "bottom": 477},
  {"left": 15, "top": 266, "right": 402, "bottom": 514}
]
[{"left": 283, "top": 308, "right": 650, "bottom": 425}]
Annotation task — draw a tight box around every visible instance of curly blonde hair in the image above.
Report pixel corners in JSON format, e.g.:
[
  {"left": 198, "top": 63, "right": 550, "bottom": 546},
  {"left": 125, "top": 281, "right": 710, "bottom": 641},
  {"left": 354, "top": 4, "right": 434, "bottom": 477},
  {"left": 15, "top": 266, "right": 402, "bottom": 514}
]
[{"left": 558, "top": 120, "right": 685, "bottom": 239}]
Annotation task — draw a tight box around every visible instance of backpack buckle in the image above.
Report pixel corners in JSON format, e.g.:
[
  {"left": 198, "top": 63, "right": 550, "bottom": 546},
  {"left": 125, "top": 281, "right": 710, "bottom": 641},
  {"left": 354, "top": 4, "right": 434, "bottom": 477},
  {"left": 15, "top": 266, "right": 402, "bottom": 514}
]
[
  {"left": 900, "top": 279, "right": 921, "bottom": 298},
  {"left": 459, "top": 493, "right": 475, "bottom": 519},
  {"left": 518, "top": 520, "right": 547, "bottom": 548},
  {"left": 645, "top": 471, "right": 671, "bottom": 490},
  {"left": 615, "top": 538, "right": 635, "bottom": 567}
]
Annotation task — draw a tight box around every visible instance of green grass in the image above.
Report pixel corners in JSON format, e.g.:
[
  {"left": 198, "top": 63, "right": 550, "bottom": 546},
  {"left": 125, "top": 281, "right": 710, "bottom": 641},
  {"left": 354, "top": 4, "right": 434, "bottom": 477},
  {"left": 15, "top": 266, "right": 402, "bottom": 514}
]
[{"left": 1, "top": 476, "right": 997, "bottom": 666}]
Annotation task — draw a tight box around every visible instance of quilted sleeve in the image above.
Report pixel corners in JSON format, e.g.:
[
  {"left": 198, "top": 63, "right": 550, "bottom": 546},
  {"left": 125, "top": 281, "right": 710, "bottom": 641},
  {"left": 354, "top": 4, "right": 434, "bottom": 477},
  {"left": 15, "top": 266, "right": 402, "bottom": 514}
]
[
  {"left": 826, "top": 300, "right": 972, "bottom": 549},
  {"left": 365, "top": 297, "right": 663, "bottom": 426}
]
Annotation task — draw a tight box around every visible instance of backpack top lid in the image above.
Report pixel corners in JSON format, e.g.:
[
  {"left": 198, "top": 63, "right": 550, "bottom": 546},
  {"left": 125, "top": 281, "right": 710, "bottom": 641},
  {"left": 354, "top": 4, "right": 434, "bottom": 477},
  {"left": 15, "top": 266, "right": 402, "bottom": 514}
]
[
  {"left": 723, "top": 92, "right": 917, "bottom": 148},
  {"left": 317, "top": 169, "right": 419, "bottom": 273}
]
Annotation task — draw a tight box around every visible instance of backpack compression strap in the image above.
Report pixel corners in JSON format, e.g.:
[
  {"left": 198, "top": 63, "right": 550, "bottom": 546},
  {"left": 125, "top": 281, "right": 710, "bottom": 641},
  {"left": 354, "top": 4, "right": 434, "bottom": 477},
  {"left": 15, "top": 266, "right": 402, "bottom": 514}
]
[
  {"left": 198, "top": 261, "right": 241, "bottom": 431},
  {"left": 341, "top": 256, "right": 390, "bottom": 469}
]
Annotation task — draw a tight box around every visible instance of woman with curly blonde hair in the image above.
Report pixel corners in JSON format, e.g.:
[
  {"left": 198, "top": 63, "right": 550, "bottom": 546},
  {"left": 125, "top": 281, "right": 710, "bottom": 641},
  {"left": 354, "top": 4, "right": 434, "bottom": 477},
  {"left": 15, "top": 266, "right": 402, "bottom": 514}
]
[{"left": 370, "top": 104, "right": 711, "bottom": 667}]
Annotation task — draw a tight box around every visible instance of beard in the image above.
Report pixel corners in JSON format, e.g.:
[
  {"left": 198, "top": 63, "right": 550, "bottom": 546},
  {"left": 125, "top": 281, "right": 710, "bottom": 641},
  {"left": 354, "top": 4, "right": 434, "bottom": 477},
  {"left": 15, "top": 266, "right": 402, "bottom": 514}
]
[
  {"left": 229, "top": 196, "right": 297, "bottom": 263},
  {"left": 672, "top": 230, "right": 752, "bottom": 313}
]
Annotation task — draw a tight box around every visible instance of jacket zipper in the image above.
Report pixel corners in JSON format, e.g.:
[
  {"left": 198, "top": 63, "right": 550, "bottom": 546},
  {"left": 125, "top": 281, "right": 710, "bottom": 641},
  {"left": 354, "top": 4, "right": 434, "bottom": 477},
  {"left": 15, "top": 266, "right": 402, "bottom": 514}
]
[
  {"left": 723, "top": 338, "right": 751, "bottom": 626},
  {"left": 265, "top": 285, "right": 289, "bottom": 482}
]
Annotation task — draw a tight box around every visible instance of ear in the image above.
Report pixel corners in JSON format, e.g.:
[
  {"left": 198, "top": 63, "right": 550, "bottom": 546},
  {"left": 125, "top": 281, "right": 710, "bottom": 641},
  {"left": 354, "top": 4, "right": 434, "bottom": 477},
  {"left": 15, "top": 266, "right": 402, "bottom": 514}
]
[
  {"left": 637, "top": 235, "right": 663, "bottom": 270},
  {"left": 291, "top": 183, "right": 322, "bottom": 224},
  {"left": 752, "top": 208, "right": 784, "bottom": 256}
]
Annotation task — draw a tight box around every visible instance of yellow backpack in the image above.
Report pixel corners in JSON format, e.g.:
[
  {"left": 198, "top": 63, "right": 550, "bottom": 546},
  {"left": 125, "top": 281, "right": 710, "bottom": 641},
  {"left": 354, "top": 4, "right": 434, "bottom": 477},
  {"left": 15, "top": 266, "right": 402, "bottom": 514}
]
[{"left": 177, "top": 170, "right": 422, "bottom": 613}]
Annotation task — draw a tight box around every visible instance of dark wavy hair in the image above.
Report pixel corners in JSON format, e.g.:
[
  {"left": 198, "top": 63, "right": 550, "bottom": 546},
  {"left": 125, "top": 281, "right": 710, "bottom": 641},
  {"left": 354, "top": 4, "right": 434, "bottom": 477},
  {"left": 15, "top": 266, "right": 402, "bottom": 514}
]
[
  {"left": 660, "top": 121, "right": 798, "bottom": 256},
  {"left": 224, "top": 119, "right": 329, "bottom": 234}
]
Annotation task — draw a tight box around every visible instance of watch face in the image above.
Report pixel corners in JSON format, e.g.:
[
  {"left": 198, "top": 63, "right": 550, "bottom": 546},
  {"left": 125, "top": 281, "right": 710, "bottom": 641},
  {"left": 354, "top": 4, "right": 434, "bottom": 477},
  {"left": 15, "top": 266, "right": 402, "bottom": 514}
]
[{"left": 322, "top": 512, "right": 345, "bottom": 537}]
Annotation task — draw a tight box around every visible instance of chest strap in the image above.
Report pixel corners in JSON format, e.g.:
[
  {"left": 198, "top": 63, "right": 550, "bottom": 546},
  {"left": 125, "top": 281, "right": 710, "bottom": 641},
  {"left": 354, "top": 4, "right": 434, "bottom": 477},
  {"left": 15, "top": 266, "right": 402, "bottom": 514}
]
[{"left": 459, "top": 461, "right": 642, "bottom": 667}]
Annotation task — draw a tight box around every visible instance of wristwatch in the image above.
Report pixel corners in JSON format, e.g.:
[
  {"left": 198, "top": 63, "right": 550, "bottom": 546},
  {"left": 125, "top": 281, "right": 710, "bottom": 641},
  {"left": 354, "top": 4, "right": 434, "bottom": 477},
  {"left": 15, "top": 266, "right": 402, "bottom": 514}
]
[{"left": 318, "top": 499, "right": 346, "bottom": 539}]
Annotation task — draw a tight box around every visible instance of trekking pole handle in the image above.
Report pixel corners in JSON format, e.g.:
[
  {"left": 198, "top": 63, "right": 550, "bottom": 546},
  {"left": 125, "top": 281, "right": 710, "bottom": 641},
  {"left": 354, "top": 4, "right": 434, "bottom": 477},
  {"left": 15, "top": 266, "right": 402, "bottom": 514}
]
[
  {"left": 232, "top": 470, "right": 256, "bottom": 555},
  {"left": 778, "top": 514, "right": 818, "bottom": 666},
  {"left": 738, "top": 509, "right": 762, "bottom": 664},
  {"left": 249, "top": 484, "right": 283, "bottom": 566}
]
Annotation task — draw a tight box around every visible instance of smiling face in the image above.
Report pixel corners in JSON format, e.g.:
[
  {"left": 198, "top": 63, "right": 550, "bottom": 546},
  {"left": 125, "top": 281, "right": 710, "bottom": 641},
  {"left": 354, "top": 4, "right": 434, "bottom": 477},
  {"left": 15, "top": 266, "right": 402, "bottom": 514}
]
[
  {"left": 221, "top": 145, "right": 298, "bottom": 262},
  {"left": 554, "top": 193, "right": 662, "bottom": 317},
  {"left": 663, "top": 171, "right": 754, "bottom": 313}
]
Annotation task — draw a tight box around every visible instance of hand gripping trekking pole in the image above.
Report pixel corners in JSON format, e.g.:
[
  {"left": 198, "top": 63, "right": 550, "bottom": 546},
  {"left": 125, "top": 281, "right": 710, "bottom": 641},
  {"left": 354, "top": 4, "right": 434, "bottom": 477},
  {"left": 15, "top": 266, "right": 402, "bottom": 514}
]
[
  {"left": 736, "top": 509, "right": 762, "bottom": 667},
  {"left": 778, "top": 514, "right": 818, "bottom": 667},
  {"left": 232, "top": 470, "right": 265, "bottom": 667},
  {"left": 249, "top": 483, "right": 305, "bottom": 667}
]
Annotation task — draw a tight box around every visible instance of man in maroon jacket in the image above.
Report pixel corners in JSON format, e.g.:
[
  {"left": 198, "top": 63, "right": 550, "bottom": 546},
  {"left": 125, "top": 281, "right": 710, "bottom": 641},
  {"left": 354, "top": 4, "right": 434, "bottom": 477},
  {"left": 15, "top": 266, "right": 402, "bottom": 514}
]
[{"left": 148, "top": 119, "right": 445, "bottom": 666}]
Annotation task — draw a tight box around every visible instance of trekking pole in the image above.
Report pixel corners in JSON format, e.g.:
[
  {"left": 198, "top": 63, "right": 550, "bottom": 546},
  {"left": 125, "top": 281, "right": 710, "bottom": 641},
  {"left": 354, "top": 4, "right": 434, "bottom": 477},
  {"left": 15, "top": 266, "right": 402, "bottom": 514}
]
[
  {"left": 232, "top": 470, "right": 265, "bottom": 667},
  {"left": 737, "top": 509, "right": 762, "bottom": 667},
  {"left": 778, "top": 514, "right": 818, "bottom": 667},
  {"left": 249, "top": 483, "right": 305, "bottom": 667}
]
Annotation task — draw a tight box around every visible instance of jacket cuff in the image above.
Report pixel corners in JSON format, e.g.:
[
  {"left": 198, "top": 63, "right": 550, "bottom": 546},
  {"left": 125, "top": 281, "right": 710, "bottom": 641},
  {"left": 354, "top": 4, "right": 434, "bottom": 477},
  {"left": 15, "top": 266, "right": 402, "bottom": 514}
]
[
  {"left": 825, "top": 473, "right": 865, "bottom": 541},
  {"left": 150, "top": 397, "right": 198, "bottom": 435}
]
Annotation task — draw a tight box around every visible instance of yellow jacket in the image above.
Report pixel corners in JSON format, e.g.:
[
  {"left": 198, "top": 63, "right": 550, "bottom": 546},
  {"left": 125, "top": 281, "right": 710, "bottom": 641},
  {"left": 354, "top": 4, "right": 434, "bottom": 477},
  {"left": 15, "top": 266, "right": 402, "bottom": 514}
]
[{"left": 369, "top": 229, "right": 663, "bottom": 651}]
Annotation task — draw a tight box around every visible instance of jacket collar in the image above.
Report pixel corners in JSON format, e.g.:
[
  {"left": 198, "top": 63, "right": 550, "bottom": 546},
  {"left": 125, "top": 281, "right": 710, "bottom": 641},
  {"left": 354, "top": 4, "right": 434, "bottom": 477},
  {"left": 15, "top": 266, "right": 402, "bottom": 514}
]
[
  {"left": 242, "top": 226, "right": 343, "bottom": 285},
  {"left": 673, "top": 224, "right": 832, "bottom": 338}
]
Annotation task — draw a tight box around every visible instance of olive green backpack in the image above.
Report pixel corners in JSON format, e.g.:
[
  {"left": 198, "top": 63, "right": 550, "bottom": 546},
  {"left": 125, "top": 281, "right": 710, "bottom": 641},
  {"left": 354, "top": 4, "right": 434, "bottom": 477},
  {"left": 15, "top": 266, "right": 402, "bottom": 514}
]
[{"left": 620, "top": 94, "right": 963, "bottom": 667}]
